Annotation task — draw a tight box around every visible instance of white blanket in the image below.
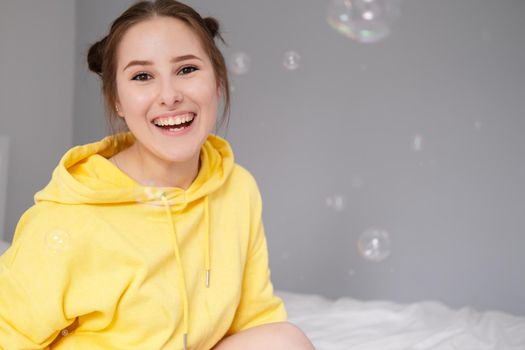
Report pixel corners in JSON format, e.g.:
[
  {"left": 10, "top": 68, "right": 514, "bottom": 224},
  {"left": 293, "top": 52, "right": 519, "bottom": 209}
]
[{"left": 276, "top": 290, "right": 525, "bottom": 350}]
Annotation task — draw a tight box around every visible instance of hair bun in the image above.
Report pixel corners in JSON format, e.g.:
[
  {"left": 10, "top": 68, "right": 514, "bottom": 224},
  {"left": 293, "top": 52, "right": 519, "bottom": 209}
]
[
  {"left": 87, "top": 36, "right": 107, "bottom": 76},
  {"left": 203, "top": 17, "right": 220, "bottom": 38}
]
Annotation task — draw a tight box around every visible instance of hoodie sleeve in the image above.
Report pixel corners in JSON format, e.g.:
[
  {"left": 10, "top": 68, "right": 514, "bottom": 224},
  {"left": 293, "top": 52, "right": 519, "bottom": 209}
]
[
  {"left": 226, "top": 176, "right": 288, "bottom": 334},
  {"left": 0, "top": 206, "right": 83, "bottom": 349}
]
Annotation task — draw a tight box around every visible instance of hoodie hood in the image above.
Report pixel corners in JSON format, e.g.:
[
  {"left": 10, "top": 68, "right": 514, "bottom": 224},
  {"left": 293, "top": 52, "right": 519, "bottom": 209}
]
[{"left": 34, "top": 131, "right": 234, "bottom": 207}]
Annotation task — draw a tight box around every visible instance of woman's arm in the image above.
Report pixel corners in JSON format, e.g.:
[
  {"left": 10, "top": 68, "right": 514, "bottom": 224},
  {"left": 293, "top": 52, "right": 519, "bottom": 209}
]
[{"left": 211, "top": 321, "right": 315, "bottom": 350}]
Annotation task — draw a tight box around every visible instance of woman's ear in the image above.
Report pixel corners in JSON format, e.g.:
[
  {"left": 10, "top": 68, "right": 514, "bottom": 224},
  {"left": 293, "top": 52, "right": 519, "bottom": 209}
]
[{"left": 115, "top": 101, "right": 123, "bottom": 117}]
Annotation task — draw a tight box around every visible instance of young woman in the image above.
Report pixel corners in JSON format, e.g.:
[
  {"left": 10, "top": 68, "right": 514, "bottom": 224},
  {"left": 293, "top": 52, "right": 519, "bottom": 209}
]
[{"left": 0, "top": 1, "right": 314, "bottom": 349}]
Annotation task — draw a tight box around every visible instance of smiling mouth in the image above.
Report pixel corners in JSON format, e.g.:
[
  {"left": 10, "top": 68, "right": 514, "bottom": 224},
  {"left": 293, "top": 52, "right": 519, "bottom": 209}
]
[{"left": 152, "top": 114, "right": 196, "bottom": 131}]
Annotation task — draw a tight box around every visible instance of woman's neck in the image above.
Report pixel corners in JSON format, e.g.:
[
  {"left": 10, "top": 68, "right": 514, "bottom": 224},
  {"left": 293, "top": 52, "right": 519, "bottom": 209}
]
[{"left": 110, "top": 142, "right": 200, "bottom": 190}]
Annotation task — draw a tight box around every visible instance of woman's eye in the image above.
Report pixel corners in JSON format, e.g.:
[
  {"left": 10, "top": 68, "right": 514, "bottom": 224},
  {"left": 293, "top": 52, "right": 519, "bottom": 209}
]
[
  {"left": 179, "top": 66, "right": 198, "bottom": 75},
  {"left": 131, "top": 72, "right": 151, "bottom": 81}
]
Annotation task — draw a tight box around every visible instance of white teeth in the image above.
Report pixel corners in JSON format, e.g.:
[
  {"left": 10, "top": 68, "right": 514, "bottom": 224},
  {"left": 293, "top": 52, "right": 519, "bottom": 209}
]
[{"left": 153, "top": 113, "right": 195, "bottom": 126}]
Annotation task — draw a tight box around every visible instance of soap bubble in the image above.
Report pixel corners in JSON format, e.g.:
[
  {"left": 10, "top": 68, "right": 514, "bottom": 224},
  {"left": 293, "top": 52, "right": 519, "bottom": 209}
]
[
  {"left": 412, "top": 134, "right": 423, "bottom": 152},
  {"left": 45, "top": 229, "right": 71, "bottom": 251},
  {"left": 325, "top": 194, "right": 346, "bottom": 212},
  {"left": 134, "top": 180, "right": 166, "bottom": 204},
  {"left": 474, "top": 121, "right": 483, "bottom": 130},
  {"left": 283, "top": 51, "right": 301, "bottom": 70},
  {"left": 326, "top": 0, "right": 402, "bottom": 43},
  {"left": 229, "top": 52, "right": 251, "bottom": 75},
  {"left": 357, "top": 227, "right": 392, "bottom": 262}
]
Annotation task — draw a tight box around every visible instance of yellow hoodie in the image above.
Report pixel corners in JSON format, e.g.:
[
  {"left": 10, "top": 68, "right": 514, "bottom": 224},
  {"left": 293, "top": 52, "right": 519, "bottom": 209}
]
[{"left": 0, "top": 132, "right": 287, "bottom": 350}]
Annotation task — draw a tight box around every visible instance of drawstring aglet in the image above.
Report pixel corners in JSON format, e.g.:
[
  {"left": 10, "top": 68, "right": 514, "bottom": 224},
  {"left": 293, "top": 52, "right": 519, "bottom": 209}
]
[
  {"left": 183, "top": 333, "right": 188, "bottom": 350},
  {"left": 206, "top": 269, "right": 210, "bottom": 288}
]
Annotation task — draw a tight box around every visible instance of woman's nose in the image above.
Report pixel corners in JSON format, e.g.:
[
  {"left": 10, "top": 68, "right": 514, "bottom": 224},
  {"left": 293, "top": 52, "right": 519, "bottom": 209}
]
[{"left": 159, "top": 79, "right": 183, "bottom": 107}]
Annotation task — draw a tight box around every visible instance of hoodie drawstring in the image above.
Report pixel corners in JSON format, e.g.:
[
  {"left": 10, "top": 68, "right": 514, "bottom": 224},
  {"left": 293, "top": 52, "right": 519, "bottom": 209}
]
[
  {"left": 161, "top": 194, "right": 189, "bottom": 350},
  {"left": 204, "top": 196, "right": 211, "bottom": 288},
  {"left": 160, "top": 193, "right": 211, "bottom": 350}
]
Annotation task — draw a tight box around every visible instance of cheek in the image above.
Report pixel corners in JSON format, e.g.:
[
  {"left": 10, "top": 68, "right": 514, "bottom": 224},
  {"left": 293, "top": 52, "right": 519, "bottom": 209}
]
[
  {"left": 118, "top": 84, "right": 155, "bottom": 110},
  {"left": 190, "top": 83, "right": 219, "bottom": 108},
  {"left": 189, "top": 72, "right": 219, "bottom": 103}
]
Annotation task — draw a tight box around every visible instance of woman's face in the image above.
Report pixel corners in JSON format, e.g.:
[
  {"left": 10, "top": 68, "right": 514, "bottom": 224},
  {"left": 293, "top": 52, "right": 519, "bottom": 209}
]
[{"left": 115, "top": 16, "right": 219, "bottom": 165}]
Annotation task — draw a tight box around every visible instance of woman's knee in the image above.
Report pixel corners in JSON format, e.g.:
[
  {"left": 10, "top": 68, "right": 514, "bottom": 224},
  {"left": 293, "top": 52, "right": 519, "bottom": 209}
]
[
  {"left": 276, "top": 322, "right": 315, "bottom": 349},
  {"left": 212, "top": 322, "right": 315, "bottom": 350}
]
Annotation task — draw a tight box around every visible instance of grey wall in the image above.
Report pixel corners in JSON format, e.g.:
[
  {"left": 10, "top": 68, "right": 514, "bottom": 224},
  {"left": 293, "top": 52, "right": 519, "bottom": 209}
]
[
  {"left": 184, "top": 0, "right": 525, "bottom": 316},
  {"left": 0, "top": 137, "right": 9, "bottom": 240},
  {"left": 73, "top": 0, "right": 132, "bottom": 145},
  {"left": 0, "top": 0, "right": 76, "bottom": 242},
  {"left": 6, "top": 0, "right": 524, "bottom": 317}
]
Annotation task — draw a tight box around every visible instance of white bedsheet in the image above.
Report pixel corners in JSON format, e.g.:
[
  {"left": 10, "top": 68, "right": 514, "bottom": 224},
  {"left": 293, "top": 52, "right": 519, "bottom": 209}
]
[{"left": 276, "top": 290, "right": 525, "bottom": 350}]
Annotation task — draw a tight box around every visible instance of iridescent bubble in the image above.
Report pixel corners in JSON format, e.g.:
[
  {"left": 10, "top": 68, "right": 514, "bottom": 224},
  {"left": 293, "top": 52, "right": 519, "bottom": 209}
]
[
  {"left": 362, "top": 10, "right": 374, "bottom": 21},
  {"left": 283, "top": 51, "right": 301, "bottom": 70},
  {"left": 145, "top": 186, "right": 165, "bottom": 200},
  {"left": 474, "top": 121, "right": 483, "bottom": 130},
  {"left": 325, "top": 194, "right": 346, "bottom": 212},
  {"left": 357, "top": 227, "right": 392, "bottom": 262},
  {"left": 229, "top": 52, "right": 251, "bottom": 75},
  {"left": 326, "top": 0, "right": 402, "bottom": 43},
  {"left": 134, "top": 180, "right": 166, "bottom": 204},
  {"left": 45, "top": 229, "right": 71, "bottom": 251},
  {"left": 412, "top": 134, "right": 423, "bottom": 152}
]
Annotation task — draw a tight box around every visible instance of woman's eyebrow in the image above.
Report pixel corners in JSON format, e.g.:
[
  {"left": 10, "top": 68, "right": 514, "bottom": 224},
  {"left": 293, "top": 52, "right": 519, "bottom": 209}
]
[{"left": 123, "top": 54, "right": 203, "bottom": 71}]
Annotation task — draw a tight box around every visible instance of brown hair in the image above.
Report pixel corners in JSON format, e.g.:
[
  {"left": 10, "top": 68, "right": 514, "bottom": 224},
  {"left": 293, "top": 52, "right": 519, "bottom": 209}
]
[{"left": 87, "top": 0, "right": 230, "bottom": 135}]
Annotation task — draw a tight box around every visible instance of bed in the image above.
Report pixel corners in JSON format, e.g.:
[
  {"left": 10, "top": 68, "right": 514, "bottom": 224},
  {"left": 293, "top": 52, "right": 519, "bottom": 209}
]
[
  {"left": 1, "top": 241, "right": 524, "bottom": 349},
  {"left": 275, "top": 290, "right": 525, "bottom": 350}
]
